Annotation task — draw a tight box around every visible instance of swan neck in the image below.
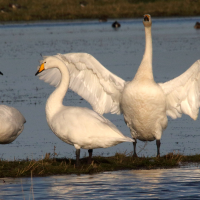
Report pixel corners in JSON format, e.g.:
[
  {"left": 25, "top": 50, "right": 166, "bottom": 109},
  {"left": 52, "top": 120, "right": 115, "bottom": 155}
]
[
  {"left": 144, "top": 26, "right": 152, "bottom": 64},
  {"left": 134, "top": 26, "right": 153, "bottom": 80},
  {"left": 46, "top": 60, "right": 69, "bottom": 118}
]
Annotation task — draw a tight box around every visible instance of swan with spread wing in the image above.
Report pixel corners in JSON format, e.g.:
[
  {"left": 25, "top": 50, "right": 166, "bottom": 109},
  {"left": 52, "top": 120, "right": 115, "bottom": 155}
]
[
  {"left": 37, "top": 14, "right": 200, "bottom": 157},
  {"left": 35, "top": 57, "right": 134, "bottom": 165}
]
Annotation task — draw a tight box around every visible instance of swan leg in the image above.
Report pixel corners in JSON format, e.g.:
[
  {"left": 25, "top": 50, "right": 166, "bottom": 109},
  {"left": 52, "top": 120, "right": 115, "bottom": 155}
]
[
  {"left": 76, "top": 149, "right": 80, "bottom": 166},
  {"left": 133, "top": 139, "right": 137, "bottom": 157},
  {"left": 156, "top": 140, "right": 161, "bottom": 157},
  {"left": 88, "top": 149, "right": 93, "bottom": 164}
]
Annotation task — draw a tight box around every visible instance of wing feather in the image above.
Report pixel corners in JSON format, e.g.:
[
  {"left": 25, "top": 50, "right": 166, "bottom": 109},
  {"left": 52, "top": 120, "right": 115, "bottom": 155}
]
[
  {"left": 37, "top": 53, "right": 125, "bottom": 115},
  {"left": 159, "top": 60, "right": 200, "bottom": 120}
]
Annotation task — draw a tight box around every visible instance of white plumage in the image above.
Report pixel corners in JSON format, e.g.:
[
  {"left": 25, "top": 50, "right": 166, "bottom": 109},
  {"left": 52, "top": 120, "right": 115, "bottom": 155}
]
[
  {"left": 35, "top": 57, "right": 134, "bottom": 165},
  {"left": 38, "top": 53, "right": 125, "bottom": 115},
  {"left": 37, "top": 14, "right": 200, "bottom": 157},
  {"left": 159, "top": 60, "right": 200, "bottom": 120},
  {"left": 0, "top": 73, "right": 26, "bottom": 144}
]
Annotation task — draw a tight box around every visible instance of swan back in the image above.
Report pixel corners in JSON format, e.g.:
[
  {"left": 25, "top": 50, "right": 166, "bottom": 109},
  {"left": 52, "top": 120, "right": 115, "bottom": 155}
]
[{"left": 0, "top": 105, "right": 26, "bottom": 144}]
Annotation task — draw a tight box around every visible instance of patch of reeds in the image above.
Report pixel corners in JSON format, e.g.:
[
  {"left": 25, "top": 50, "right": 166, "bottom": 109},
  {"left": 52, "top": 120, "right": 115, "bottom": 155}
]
[
  {"left": 0, "top": 152, "right": 200, "bottom": 178},
  {"left": 0, "top": 0, "right": 199, "bottom": 22}
]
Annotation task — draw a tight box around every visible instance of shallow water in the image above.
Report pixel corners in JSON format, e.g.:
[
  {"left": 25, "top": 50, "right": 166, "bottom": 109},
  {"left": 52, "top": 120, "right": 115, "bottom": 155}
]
[
  {"left": 0, "top": 164, "right": 200, "bottom": 199},
  {"left": 0, "top": 17, "right": 200, "bottom": 200},
  {"left": 0, "top": 17, "right": 200, "bottom": 160}
]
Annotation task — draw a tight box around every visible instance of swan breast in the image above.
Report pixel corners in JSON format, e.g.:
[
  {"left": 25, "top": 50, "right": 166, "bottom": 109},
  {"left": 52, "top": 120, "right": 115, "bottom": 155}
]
[{"left": 121, "top": 80, "right": 168, "bottom": 141}]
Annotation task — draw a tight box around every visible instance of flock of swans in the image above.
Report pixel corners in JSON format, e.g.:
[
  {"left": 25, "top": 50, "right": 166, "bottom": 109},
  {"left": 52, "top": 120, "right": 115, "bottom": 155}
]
[{"left": 1, "top": 14, "right": 200, "bottom": 165}]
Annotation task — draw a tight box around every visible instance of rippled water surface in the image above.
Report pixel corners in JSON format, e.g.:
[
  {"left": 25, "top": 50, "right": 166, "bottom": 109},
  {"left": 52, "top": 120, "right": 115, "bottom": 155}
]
[{"left": 1, "top": 165, "right": 200, "bottom": 199}]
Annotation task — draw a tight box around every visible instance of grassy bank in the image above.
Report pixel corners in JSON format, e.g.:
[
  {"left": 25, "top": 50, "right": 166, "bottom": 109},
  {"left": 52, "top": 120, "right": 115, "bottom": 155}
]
[
  {"left": 0, "top": 0, "right": 200, "bottom": 22},
  {"left": 0, "top": 152, "right": 200, "bottom": 178}
]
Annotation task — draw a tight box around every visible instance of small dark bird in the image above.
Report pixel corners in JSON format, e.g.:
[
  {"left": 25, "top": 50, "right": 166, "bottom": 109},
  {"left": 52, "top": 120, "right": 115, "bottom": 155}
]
[
  {"left": 99, "top": 16, "right": 107, "bottom": 22},
  {"left": 112, "top": 21, "right": 121, "bottom": 28},
  {"left": 194, "top": 22, "right": 200, "bottom": 29}
]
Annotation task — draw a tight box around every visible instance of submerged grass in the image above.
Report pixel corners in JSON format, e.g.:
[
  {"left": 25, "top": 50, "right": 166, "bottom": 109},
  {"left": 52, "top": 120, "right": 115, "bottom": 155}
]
[
  {"left": 0, "top": 0, "right": 200, "bottom": 22},
  {"left": 0, "top": 152, "right": 200, "bottom": 178}
]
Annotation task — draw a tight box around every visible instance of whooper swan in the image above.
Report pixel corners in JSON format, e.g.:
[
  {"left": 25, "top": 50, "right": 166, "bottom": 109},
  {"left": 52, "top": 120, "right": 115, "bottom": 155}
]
[
  {"left": 37, "top": 14, "right": 200, "bottom": 157},
  {"left": 0, "top": 71, "right": 26, "bottom": 144},
  {"left": 35, "top": 57, "right": 134, "bottom": 165}
]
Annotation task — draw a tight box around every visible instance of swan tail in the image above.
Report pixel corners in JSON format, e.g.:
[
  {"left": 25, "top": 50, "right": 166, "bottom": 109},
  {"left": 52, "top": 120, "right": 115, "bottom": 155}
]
[
  {"left": 105, "top": 136, "right": 135, "bottom": 146},
  {"left": 124, "top": 136, "right": 135, "bottom": 143},
  {"left": 89, "top": 136, "right": 134, "bottom": 149}
]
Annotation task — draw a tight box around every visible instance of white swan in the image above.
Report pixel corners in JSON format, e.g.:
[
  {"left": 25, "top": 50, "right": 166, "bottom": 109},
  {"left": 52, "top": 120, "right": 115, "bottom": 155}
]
[
  {"left": 35, "top": 57, "right": 134, "bottom": 165},
  {"left": 0, "top": 71, "right": 26, "bottom": 144},
  {"left": 37, "top": 14, "right": 200, "bottom": 157}
]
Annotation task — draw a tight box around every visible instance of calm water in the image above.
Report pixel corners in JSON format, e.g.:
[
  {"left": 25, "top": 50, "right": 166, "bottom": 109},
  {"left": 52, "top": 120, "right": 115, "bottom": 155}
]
[
  {"left": 0, "top": 17, "right": 200, "bottom": 199},
  {"left": 0, "top": 165, "right": 200, "bottom": 199}
]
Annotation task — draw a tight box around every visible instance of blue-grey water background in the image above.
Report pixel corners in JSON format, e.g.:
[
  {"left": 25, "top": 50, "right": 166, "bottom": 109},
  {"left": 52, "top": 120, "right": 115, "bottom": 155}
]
[{"left": 0, "top": 16, "right": 200, "bottom": 199}]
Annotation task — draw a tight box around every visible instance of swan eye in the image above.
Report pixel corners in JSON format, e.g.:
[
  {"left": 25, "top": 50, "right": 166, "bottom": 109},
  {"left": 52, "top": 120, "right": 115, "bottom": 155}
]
[{"left": 144, "top": 15, "right": 149, "bottom": 22}]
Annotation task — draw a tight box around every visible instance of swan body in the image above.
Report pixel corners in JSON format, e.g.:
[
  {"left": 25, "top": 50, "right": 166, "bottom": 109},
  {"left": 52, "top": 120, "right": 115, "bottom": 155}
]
[
  {"left": 35, "top": 57, "right": 134, "bottom": 164},
  {"left": 0, "top": 73, "right": 26, "bottom": 144},
  {"left": 121, "top": 78, "right": 167, "bottom": 142},
  {"left": 121, "top": 14, "right": 168, "bottom": 156},
  {"left": 37, "top": 14, "right": 200, "bottom": 157}
]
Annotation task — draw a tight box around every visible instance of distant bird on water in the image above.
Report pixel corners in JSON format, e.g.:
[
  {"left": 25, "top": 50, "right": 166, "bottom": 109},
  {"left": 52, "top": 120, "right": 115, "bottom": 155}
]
[
  {"left": 194, "top": 22, "right": 200, "bottom": 29},
  {"left": 99, "top": 16, "right": 107, "bottom": 22},
  {"left": 112, "top": 21, "right": 121, "bottom": 28}
]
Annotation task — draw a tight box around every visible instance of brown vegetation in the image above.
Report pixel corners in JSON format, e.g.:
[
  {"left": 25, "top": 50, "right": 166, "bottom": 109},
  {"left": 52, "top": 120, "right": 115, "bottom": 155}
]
[
  {"left": 0, "top": 152, "right": 200, "bottom": 178},
  {"left": 0, "top": 0, "right": 199, "bottom": 22}
]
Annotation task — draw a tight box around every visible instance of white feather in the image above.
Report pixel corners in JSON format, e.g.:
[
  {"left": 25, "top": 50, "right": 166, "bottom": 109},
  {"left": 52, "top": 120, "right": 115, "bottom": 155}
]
[
  {"left": 38, "top": 53, "right": 125, "bottom": 115},
  {"left": 0, "top": 105, "right": 26, "bottom": 144},
  {"left": 36, "top": 56, "right": 134, "bottom": 163},
  {"left": 36, "top": 14, "right": 200, "bottom": 157},
  {"left": 159, "top": 60, "right": 200, "bottom": 120}
]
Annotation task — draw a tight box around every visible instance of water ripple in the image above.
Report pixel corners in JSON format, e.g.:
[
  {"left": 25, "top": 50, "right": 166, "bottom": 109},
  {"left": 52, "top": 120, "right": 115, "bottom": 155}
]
[{"left": 1, "top": 166, "right": 200, "bottom": 199}]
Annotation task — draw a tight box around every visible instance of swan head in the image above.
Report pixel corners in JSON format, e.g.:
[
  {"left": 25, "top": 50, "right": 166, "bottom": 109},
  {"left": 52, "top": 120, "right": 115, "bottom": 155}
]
[
  {"left": 35, "top": 56, "right": 60, "bottom": 76},
  {"left": 0, "top": 71, "right": 3, "bottom": 75},
  {"left": 143, "top": 14, "right": 152, "bottom": 27}
]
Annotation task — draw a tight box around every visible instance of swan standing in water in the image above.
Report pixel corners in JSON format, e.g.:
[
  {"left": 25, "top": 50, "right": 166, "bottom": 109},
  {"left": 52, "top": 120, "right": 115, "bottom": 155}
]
[
  {"left": 0, "top": 71, "right": 26, "bottom": 144},
  {"left": 37, "top": 14, "right": 200, "bottom": 157},
  {"left": 35, "top": 57, "right": 134, "bottom": 165},
  {"left": 121, "top": 14, "right": 168, "bottom": 157},
  {"left": 122, "top": 14, "right": 200, "bottom": 156}
]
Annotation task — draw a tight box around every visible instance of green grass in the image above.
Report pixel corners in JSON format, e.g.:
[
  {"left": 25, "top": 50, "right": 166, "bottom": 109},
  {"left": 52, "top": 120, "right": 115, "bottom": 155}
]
[
  {"left": 0, "top": 152, "right": 200, "bottom": 178},
  {"left": 0, "top": 0, "right": 199, "bottom": 22}
]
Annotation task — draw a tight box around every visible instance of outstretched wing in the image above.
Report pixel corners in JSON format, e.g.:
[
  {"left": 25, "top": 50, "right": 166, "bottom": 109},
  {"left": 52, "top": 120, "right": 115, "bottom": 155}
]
[
  {"left": 38, "top": 53, "right": 125, "bottom": 115},
  {"left": 159, "top": 60, "right": 200, "bottom": 120}
]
